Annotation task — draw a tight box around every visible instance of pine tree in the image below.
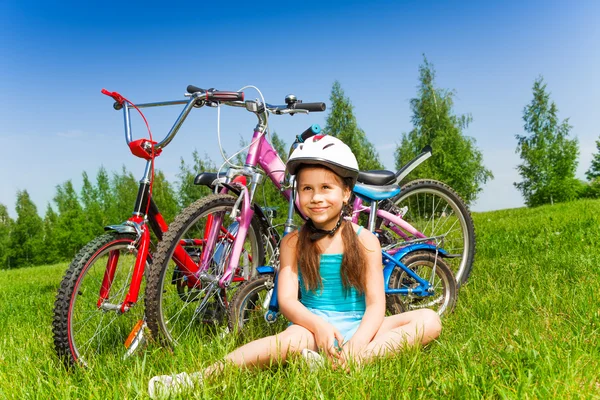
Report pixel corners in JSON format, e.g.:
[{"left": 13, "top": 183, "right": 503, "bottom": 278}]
[
  {"left": 515, "top": 77, "right": 579, "bottom": 206},
  {"left": 395, "top": 57, "right": 492, "bottom": 204},
  {"left": 0, "top": 204, "right": 14, "bottom": 269},
  {"left": 325, "top": 81, "right": 384, "bottom": 171},
  {"left": 8, "top": 190, "right": 44, "bottom": 267}
]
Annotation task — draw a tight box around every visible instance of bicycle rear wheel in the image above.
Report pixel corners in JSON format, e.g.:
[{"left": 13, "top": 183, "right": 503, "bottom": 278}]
[
  {"left": 52, "top": 232, "right": 147, "bottom": 368},
  {"left": 382, "top": 179, "right": 475, "bottom": 286},
  {"left": 145, "top": 194, "right": 265, "bottom": 346},
  {"left": 386, "top": 251, "right": 457, "bottom": 316}
]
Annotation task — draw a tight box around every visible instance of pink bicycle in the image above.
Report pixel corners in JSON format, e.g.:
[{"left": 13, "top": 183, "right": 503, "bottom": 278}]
[{"left": 144, "top": 85, "right": 474, "bottom": 347}]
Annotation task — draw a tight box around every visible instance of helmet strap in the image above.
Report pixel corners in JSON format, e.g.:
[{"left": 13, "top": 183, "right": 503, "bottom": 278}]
[{"left": 307, "top": 214, "right": 344, "bottom": 241}]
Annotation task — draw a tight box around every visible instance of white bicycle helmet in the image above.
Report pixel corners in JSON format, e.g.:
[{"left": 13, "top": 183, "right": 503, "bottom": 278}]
[{"left": 287, "top": 135, "right": 359, "bottom": 186}]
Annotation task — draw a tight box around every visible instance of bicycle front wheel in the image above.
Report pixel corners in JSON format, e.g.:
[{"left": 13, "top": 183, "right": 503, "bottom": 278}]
[
  {"left": 228, "top": 275, "right": 288, "bottom": 340},
  {"left": 384, "top": 179, "right": 475, "bottom": 286},
  {"left": 52, "top": 232, "right": 147, "bottom": 368},
  {"left": 145, "top": 194, "right": 265, "bottom": 346}
]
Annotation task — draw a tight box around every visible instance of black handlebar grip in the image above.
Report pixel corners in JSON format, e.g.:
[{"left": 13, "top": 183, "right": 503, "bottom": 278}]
[
  {"left": 187, "top": 85, "right": 205, "bottom": 94},
  {"left": 113, "top": 102, "right": 123, "bottom": 110},
  {"left": 294, "top": 102, "right": 326, "bottom": 112}
]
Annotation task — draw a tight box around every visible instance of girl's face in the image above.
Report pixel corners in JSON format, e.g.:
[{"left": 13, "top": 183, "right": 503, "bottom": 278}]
[{"left": 296, "top": 166, "right": 351, "bottom": 230}]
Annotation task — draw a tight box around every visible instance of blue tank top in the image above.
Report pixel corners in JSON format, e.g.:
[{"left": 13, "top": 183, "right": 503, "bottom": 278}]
[{"left": 298, "top": 227, "right": 366, "bottom": 312}]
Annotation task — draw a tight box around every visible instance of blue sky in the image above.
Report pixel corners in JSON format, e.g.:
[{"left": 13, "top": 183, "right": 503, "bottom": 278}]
[{"left": 1, "top": 1, "right": 599, "bottom": 218}]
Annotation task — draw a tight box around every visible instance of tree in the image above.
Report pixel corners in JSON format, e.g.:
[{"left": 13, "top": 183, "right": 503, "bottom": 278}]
[
  {"left": 515, "top": 77, "right": 579, "bottom": 207},
  {"left": 585, "top": 139, "right": 600, "bottom": 182},
  {"left": 8, "top": 190, "right": 44, "bottom": 267},
  {"left": 0, "top": 204, "right": 13, "bottom": 269},
  {"left": 96, "top": 166, "right": 115, "bottom": 225},
  {"left": 152, "top": 170, "right": 179, "bottom": 224},
  {"left": 80, "top": 171, "right": 103, "bottom": 241},
  {"left": 395, "top": 57, "right": 492, "bottom": 204},
  {"left": 54, "top": 180, "right": 87, "bottom": 260},
  {"left": 111, "top": 166, "right": 138, "bottom": 222},
  {"left": 42, "top": 203, "right": 61, "bottom": 265},
  {"left": 271, "top": 132, "right": 289, "bottom": 164},
  {"left": 176, "top": 150, "right": 216, "bottom": 209},
  {"left": 325, "top": 81, "right": 384, "bottom": 171}
]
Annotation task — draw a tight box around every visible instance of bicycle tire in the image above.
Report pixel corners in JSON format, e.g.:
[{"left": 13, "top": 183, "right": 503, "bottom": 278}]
[
  {"left": 386, "top": 251, "right": 457, "bottom": 316},
  {"left": 227, "top": 275, "right": 288, "bottom": 340},
  {"left": 385, "top": 179, "right": 475, "bottom": 286},
  {"left": 145, "top": 194, "right": 265, "bottom": 346},
  {"left": 52, "top": 232, "right": 147, "bottom": 368}
]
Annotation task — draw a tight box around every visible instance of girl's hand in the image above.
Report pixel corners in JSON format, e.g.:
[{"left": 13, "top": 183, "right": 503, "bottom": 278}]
[
  {"left": 314, "top": 322, "right": 344, "bottom": 360},
  {"left": 331, "top": 347, "right": 347, "bottom": 371},
  {"left": 336, "top": 339, "right": 367, "bottom": 368}
]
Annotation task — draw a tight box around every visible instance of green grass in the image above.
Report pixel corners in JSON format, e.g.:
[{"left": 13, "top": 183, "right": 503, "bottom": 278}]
[{"left": 1, "top": 199, "right": 600, "bottom": 399}]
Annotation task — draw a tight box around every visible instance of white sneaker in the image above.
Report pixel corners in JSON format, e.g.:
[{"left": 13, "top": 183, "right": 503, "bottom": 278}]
[
  {"left": 301, "top": 348, "right": 325, "bottom": 371},
  {"left": 148, "top": 371, "right": 202, "bottom": 399}
]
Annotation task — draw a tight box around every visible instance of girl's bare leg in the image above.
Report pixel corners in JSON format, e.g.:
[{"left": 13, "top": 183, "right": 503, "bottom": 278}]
[
  {"left": 204, "top": 324, "right": 317, "bottom": 376},
  {"left": 149, "top": 325, "right": 318, "bottom": 398},
  {"left": 355, "top": 309, "right": 441, "bottom": 364}
]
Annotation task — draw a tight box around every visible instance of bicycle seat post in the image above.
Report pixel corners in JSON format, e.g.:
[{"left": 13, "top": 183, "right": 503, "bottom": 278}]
[{"left": 368, "top": 201, "right": 379, "bottom": 232}]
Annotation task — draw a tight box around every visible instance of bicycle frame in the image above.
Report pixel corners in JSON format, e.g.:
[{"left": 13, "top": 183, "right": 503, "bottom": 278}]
[
  {"left": 97, "top": 96, "right": 238, "bottom": 313},
  {"left": 97, "top": 162, "right": 203, "bottom": 313}
]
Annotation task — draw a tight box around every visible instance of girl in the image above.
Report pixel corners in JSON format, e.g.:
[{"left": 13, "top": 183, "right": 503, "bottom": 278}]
[{"left": 149, "top": 136, "right": 442, "bottom": 398}]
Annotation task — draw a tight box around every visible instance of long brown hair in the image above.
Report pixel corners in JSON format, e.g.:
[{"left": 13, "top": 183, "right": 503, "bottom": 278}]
[{"left": 296, "top": 173, "right": 369, "bottom": 293}]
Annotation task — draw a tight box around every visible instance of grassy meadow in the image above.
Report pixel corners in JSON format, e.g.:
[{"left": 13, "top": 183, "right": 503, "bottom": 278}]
[{"left": 1, "top": 198, "right": 599, "bottom": 399}]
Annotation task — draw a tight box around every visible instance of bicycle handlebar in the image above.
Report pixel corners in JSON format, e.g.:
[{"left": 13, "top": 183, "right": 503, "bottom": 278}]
[{"left": 105, "top": 85, "right": 326, "bottom": 152}]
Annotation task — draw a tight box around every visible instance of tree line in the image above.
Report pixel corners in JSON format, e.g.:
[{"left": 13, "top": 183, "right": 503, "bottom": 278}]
[{"left": 1, "top": 57, "right": 597, "bottom": 269}]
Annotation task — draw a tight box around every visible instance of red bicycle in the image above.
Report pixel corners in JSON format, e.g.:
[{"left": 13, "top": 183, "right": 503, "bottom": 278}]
[{"left": 52, "top": 88, "right": 259, "bottom": 368}]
